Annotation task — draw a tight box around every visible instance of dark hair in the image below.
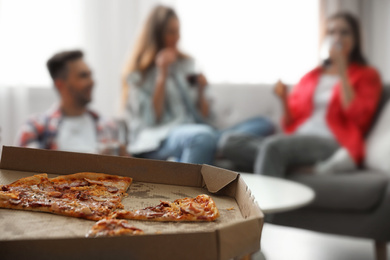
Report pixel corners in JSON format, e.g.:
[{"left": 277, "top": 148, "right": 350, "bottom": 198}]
[
  {"left": 46, "top": 50, "right": 84, "bottom": 80},
  {"left": 152, "top": 6, "right": 178, "bottom": 52},
  {"left": 327, "top": 12, "right": 367, "bottom": 65}
]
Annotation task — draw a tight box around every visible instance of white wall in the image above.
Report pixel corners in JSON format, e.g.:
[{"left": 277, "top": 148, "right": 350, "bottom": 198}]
[{"left": 362, "top": 0, "right": 390, "bottom": 83}]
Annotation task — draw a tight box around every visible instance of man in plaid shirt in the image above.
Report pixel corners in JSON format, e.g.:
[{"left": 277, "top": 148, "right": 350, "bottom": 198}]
[{"left": 16, "top": 50, "right": 125, "bottom": 155}]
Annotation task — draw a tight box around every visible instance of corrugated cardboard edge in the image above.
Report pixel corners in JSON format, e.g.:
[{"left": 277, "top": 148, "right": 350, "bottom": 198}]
[
  {"left": 0, "top": 146, "right": 239, "bottom": 194},
  {"left": 0, "top": 146, "right": 203, "bottom": 187},
  {"left": 201, "top": 164, "right": 238, "bottom": 193},
  {"left": 216, "top": 175, "right": 264, "bottom": 259},
  {"left": 218, "top": 217, "right": 262, "bottom": 259}
]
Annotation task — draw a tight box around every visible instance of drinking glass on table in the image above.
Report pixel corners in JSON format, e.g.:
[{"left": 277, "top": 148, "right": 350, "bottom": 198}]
[{"left": 97, "top": 126, "right": 120, "bottom": 156}]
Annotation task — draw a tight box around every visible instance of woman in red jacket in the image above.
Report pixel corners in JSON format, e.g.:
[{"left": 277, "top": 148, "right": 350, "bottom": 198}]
[{"left": 255, "top": 12, "right": 382, "bottom": 177}]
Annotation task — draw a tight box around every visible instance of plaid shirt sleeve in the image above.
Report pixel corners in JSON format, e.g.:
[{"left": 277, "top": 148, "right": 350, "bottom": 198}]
[{"left": 14, "top": 117, "right": 44, "bottom": 148}]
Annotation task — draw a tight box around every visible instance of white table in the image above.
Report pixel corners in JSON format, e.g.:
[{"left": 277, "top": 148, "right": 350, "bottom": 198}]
[
  {"left": 240, "top": 173, "right": 315, "bottom": 214},
  {"left": 239, "top": 174, "right": 315, "bottom": 260}
]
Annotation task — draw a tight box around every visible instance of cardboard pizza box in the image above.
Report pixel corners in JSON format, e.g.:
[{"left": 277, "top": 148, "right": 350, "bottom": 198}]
[{"left": 0, "top": 146, "right": 263, "bottom": 260}]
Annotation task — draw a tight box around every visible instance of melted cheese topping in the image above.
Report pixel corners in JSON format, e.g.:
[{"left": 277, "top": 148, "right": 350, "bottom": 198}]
[
  {"left": 0, "top": 173, "right": 132, "bottom": 221},
  {"left": 116, "top": 194, "right": 220, "bottom": 222}
]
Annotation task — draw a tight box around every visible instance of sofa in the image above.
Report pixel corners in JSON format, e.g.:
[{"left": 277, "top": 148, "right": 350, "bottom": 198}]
[
  {"left": 208, "top": 84, "right": 282, "bottom": 171},
  {"left": 208, "top": 84, "right": 390, "bottom": 260}
]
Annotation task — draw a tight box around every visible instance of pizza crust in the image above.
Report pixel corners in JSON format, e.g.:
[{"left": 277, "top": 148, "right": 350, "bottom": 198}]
[
  {"left": 7, "top": 174, "right": 49, "bottom": 187},
  {"left": 51, "top": 172, "right": 132, "bottom": 193}
]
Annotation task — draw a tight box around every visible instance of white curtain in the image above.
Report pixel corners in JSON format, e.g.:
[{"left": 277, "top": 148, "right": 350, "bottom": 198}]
[
  {"left": 82, "top": 0, "right": 162, "bottom": 118},
  {"left": 0, "top": 87, "right": 29, "bottom": 154}
]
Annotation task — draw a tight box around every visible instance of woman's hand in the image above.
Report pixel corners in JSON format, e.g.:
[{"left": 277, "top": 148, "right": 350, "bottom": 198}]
[
  {"left": 329, "top": 42, "right": 348, "bottom": 74},
  {"left": 155, "top": 48, "right": 177, "bottom": 75},
  {"left": 274, "top": 80, "right": 288, "bottom": 100},
  {"left": 197, "top": 74, "right": 208, "bottom": 91},
  {"left": 329, "top": 42, "right": 355, "bottom": 107},
  {"left": 274, "top": 80, "right": 292, "bottom": 125},
  {"left": 196, "top": 74, "right": 210, "bottom": 118},
  {"left": 153, "top": 48, "right": 177, "bottom": 122}
]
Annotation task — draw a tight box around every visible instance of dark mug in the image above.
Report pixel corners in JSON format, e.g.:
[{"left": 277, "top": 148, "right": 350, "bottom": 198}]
[{"left": 186, "top": 74, "right": 199, "bottom": 87}]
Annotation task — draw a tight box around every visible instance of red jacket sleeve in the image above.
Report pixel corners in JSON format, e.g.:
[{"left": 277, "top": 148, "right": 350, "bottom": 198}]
[
  {"left": 342, "top": 67, "right": 382, "bottom": 133},
  {"left": 282, "top": 69, "right": 319, "bottom": 133}
]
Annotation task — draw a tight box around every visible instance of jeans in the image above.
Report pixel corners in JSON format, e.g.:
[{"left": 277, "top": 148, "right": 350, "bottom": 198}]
[
  {"left": 216, "top": 117, "right": 276, "bottom": 170},
  {"left": 217, "top": 116, "right": 275, "bottom": 141},
  {"left": 140, "top": 124, "right": 216, "bottom": 165},
  {"left": 140, "top": 117, "right": 274, "bottom": 166}
]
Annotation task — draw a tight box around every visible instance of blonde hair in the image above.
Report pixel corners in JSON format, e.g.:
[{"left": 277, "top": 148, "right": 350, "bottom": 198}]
[{"left": 120, "top": 5, "right": 187, "bottom": 112}]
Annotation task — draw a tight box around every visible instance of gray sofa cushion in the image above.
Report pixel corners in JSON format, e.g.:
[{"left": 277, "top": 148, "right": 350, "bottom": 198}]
[
  {"left": 366, "top": 85, "right": 390, "bottom": 136},
  {"left": 365, "top": 100, "right": 390, "bottom": 173},
  {"left": 288, "top": 171, "right": 389, "bottom": 211}
]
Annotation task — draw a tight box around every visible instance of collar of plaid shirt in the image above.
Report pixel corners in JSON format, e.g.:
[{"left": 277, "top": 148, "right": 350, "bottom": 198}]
[{"left": 37, "top": 104, "right": 103, "bottom": 150}]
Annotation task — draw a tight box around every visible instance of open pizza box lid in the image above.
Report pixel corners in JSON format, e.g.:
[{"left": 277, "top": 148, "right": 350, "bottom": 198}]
[{"left": 0, "top": 146, "right": 263, "bottom": 260}]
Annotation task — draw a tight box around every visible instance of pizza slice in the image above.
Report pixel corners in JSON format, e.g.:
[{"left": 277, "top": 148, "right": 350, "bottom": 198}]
[
  {"left": 0, "top": 172, "right": 132, "bottom": 221},
  {"left": 115, "top": 194, "right": 219, "bottom": 222},
  {"left": 86, "top": 218, "right": 144, "bottom": 237}
]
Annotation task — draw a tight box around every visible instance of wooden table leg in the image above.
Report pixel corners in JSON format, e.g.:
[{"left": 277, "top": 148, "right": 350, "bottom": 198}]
[{"left": 375, "top": 240, "right": 387, "bottom": 260}]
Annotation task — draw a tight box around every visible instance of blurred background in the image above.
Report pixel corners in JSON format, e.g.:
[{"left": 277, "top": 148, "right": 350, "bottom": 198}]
[
  {"left": 1, "top": 1, "right": 390, "bottom": 259},
  {"left": 0, "top": 0, "right": 389, "bottom": 150}
]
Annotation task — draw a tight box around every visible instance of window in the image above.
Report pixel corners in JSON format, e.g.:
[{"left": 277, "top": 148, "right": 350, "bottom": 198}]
[
  {"left": 0, "top": 0, "right": 320, "bottom": 87},
  {"left": 171, "top": 0, "right": 319, "bottom": 84},
  {"left": 0, "top": 0, "right": 85, "bottom": 87}
]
